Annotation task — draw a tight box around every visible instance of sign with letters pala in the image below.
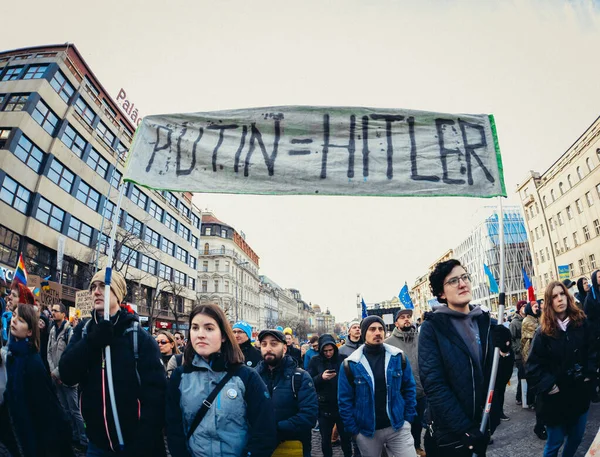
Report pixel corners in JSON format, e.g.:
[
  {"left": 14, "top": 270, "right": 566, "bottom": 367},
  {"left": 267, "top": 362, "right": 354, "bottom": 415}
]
[{"left": 124, "top": 106, "right": 506, "bottom": 198}]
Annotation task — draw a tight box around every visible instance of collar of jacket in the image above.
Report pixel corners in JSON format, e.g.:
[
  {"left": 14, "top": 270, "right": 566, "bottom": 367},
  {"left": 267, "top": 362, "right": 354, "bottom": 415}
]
[
  {"left": 52, "top": 319, "right": 67, "bottom": 340},
  {"left": 391, "top": 326, "right": 417, "bottom": 340},
  {"left": 425, "top": 310, "right": 491, "bottom": 360},
  {"left": 239, "top": 339, "right": 254, "bottom": 351}
]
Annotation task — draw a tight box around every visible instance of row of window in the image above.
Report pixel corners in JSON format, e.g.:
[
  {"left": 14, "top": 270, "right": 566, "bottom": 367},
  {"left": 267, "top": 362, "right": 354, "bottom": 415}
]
[
  {"left": 564, "top": 254, "right": 598, "bottom": 278},
  {"left": 203, "top": 225, "right": 229, "bottom": 238},
  {"left": 537, "top": 220, "right": 600, "bottom": 264},
  {"left": 1, "top": 64, "right": 49, "bottom": 81}
]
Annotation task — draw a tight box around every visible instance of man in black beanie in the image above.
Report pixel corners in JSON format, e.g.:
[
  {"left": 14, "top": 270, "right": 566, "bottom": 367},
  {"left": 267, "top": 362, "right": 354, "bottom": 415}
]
[{"left": 339, "top": 315, "right": 417, "bottom": 457}]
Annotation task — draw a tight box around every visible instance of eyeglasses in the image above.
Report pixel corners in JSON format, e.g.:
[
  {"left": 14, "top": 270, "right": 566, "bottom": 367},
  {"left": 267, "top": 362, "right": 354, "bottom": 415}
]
[
  {"left": 51, "top": 309, "right": 62, "bottom": 313},
  {"left": 156, "top": 340, "right": 170, "bottom": 345},
  {"left": 90, "top": 283, "right": 106, "bottom": 292},
  {"left": 444, "top": 273, "right": 471, "bottom": 288}
]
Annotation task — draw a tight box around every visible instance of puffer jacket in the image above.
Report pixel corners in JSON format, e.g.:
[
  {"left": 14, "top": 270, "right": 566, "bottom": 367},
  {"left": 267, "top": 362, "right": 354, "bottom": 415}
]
[
  {"left": 59, "top": 308, "right": 166, "bottom": 456},
  {"left": 527, "top": 319, "right": 596, "bottom": 426},
  {"left": 47, "top": 320, "right": 72, "bottom": 380},
  {"left": 307, "top": 334, "right": 345, "bottom": 414},
  {"left": 418, "top": 306, "right": 513, "bottom": 446},
  {"left": 510, "top": 314, "right": 524, "bottom": 361},
  {"left": 256, "top": 355, "right": 318, "bottom": 447},
  {"left": 338, "top": 338, "right": 361, "bottom": 357},
  {"left": 338, "top": 343, "right": 417, "bottom": 437},
  {"left": 166, "top": 353, "right": 277, "bottom": 457},
  {"left": 521, "top": 303, "right": 540, "bottom": 364},
  {"left": 385, "top": 326, "right": 424, "bottom": 398}
]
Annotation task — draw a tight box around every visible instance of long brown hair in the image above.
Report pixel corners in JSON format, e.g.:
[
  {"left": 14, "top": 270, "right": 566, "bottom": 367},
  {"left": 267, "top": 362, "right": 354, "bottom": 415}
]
[
  {"left": 15, "top": 304, "right": 40, "bottom": 352},
  {"left": 541, "top": 281, "right": 585, "bottom": 337},
  {"left": 183, "top": 304, "right": 244, "bottom": 366},
  {"left": 155, "top": 330, "right": 180, "bottom": 355}
]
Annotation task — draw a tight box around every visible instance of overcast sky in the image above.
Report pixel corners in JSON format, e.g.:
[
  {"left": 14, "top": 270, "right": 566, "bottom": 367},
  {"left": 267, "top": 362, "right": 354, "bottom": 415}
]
[{"left": 4, "top": 0, "right": 600, "bottom": 321}]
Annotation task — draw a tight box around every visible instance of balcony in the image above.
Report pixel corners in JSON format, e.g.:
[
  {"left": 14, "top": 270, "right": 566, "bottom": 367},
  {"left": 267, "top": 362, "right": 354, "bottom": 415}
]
[{"left": 199, "top": 248, "right": 239, "bottom": 257}]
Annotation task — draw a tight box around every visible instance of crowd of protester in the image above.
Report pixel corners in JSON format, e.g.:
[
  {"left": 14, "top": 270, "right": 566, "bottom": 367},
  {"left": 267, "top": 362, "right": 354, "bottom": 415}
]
[{"left": 0, "top": 261, "right": 598, "bottom": 457}]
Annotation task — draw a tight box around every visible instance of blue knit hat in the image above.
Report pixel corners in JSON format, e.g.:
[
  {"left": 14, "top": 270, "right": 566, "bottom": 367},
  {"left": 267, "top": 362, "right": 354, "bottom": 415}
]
[{"left": 233, "top": 321, "right": 252, "bottom": 341}]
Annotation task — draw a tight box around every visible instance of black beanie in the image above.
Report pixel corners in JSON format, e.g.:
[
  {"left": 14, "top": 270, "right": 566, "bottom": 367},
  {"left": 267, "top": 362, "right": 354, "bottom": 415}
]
[{"left": 360, "top": 315, "right": 385, "bottom": 336}]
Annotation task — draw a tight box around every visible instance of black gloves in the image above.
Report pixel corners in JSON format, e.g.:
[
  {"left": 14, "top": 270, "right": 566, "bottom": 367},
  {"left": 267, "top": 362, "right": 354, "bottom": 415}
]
[
  {"left": 460, "top": 426, "right": 488, "bottom": 454},
  {"left": 491, "top": 325, "right": 511, "bottom": 352},
  {"left": 87, "top": 320, "right": 114, "bottom": 349}
]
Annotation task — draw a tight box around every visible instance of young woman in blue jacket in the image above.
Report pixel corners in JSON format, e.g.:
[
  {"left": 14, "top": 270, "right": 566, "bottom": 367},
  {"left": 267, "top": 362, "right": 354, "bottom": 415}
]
[{"left": 166, "top": 304, "right": 277, "bottom": 457}]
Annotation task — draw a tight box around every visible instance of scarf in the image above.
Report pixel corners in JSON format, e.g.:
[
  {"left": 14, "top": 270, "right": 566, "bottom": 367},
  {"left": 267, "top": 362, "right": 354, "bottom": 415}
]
[{"left": 557, "top": 317, "right": 570, "bottom": 332}]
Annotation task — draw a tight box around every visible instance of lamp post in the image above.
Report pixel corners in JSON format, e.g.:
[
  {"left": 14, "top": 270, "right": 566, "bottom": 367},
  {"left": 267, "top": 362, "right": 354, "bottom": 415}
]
[{"left": 235, "top": 260, "right": 249, "bottom": 321}]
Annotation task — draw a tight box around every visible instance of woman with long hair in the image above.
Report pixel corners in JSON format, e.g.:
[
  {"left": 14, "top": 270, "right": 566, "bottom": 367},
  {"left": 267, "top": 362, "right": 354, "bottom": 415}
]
[
  {"left": 166, "top": 304, "right": 277, "bottom": 457},
  {"left": 1, "top": 304, "right": 74, "bottom": 457},
  {"left": 155, "top": 330, "right": 179, "bottom": 377},
  {"left": 527, "top": 281, "right": 596, "bottom": 457}
]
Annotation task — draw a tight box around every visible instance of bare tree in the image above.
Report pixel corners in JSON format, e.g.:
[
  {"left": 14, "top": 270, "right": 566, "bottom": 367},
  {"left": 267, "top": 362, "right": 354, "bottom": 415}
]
[{"left": 277, "top": 316, "right": 314, "bottom": 340}]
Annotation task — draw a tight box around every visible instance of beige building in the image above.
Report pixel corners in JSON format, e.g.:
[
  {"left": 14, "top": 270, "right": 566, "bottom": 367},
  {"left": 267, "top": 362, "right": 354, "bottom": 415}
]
[
  {"left": 517, "top": 116, "right": 600, "bottom": 293},
  {"left": 0, "top": 44, "right": 200, "bottom": 332},
  {"left": 410, "top": 249, "right": 454, "bottom": 317}
]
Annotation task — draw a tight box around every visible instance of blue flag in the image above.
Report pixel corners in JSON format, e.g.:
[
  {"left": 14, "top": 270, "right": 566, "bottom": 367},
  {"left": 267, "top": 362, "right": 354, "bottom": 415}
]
[
  {"left": 399, "top": 283, "right": 414, "bottom": 309},
  {"left": 483, "top": 263, "right": 499, "bottom": 294},
  {"left": 361, "top": 298, "right": 368, "bottom": 318}
]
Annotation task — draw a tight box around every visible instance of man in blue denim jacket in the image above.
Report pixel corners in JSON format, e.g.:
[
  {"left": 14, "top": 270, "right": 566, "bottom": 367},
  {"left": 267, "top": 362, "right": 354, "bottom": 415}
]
[{"left": 338, "top": 316, "right": 417, "bottom": 457}]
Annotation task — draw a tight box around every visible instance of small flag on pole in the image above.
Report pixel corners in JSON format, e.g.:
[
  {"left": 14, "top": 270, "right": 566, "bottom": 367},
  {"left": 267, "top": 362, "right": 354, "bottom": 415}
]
[
  {"left": 483, "top": 264, "right": 499, "bottom": 294},
  {"left": 13, "top": 254, "right": 28, "bottom": 286},
  {"left": 41, "top": 275, "right": 51, "bottom": 292},
  {"left": 361, "top": 298, "right": 368, "bottom": 319},
  {"left": 522, "top": 267, "right": 535, "bottom": 302},
  {"left": 399, "top": 283, "right": 414, "bottom": 309}
]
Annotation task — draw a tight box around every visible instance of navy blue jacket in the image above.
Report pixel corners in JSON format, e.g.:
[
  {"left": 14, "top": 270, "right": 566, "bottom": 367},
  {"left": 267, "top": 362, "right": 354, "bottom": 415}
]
[
  {"left": 419, "top": 309, "right": 514, "bottom": 445},
  {"left": 256, "top": 355, "right": 318, "bottom": 445},
  {"left": 60, "top": 308, "right": 166, "bottom": 456}
]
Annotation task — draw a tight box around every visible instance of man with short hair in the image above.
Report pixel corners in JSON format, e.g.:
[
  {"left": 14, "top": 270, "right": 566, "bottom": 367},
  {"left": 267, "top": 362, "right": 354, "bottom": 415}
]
[
  {"left": 339, "top": 316, "right": 417, "bottom": 457},
  {"left": 48, "top": 302, "right": 87, "bottom": 450},
  {"left": 419, "top": 259, "right": 514, "bottom": 457},
  {"left": 303, "top": 335, "right": 319, "bottom": 369},
  {"left": 256, "top": 329, "right": 318, "bottom": 457},
  {"left": 339, "top": 320, "right": 361, "bottom": 357},
  {"left": 386, "top": 308, "right": 426, "bottom": 456},
  {"left": 233, "top": 320, "right": 261, "bottom": 368},
  {"left": 172, "top": 331, "right": 185, "bottom": 352},
  {"left": 284, "top": 330, "right": 302, "bottom": 366}
]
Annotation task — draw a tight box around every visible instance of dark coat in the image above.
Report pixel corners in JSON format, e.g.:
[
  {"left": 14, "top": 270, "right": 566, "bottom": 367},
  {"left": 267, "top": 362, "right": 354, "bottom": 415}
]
[
  {"left": 256, "top": 355, "right": 318, "bottom": 448},
  {"left": 510, "top": 314, "right": 524, "bottom": 361},
  {"left": 526, "top": 319, "right": 596, "bottom": 426},
  {"left": 307, "top": 334, "right": 345, "bottom": 414},
  {"left": 419, "top": 309, "right": 514, "bottom": 445},
  {"left": 59, "top": 308, "right": 166, "bottom": 456},
  {"left": 286, "top": 344, "right": 302, "bottom": 366},
  {"left": 584, "top": 271, "right": 600, "bottom": 344},
  {"left": 239, "top": 339, "right": 262, "bottom": 368}
]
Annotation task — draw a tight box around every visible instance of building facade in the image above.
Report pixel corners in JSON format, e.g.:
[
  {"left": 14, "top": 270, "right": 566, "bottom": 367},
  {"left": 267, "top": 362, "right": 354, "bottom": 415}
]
[
  {"left": 517, "top": 116, "right": 600, "bottom": 292},
  {"left": 259, "top": 275, "right": 280, "bottom": 329},
  {"left": 0, "top": 44, "right": 199, "bottom": 332}
]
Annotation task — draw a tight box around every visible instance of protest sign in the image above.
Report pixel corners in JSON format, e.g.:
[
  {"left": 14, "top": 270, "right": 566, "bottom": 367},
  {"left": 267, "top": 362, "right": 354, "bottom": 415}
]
[
  {"left": 28, "top": 275, "right": 61, "bottom": 307},
  {"left": 75, "top": 290, "right": 94, "bottom": 317}
]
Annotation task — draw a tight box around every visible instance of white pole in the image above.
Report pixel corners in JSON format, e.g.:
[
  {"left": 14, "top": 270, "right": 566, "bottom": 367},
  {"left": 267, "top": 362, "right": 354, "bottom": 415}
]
[{"left": 102, "top": 182, "right": 126, "bottom": 449}]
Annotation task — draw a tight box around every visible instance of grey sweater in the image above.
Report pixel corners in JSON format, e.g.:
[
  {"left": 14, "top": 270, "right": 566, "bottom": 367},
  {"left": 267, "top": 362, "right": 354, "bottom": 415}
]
[{"left": 385, "top": 326, "right": 424, "bottom": 398}]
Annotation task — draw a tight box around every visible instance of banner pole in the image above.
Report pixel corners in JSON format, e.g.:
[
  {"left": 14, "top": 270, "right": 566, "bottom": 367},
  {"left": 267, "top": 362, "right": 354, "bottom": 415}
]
[
  {"left": 476, "top": 196, "right": 506, "bottom": 456},
  {"left": 102, "top": 182, "right": 126, "bottom": 449}
]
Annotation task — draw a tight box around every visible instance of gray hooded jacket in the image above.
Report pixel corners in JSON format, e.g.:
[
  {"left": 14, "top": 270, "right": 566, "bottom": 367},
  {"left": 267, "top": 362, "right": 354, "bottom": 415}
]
[
  {"left": 435, "top": 305, "right": 484, "bottom": 371},
  {"left": 385, "top": 326, "right": 424, "bottom": 398},
  {"left": 339, "top": 338, "right": 361, "bottom": 357}
]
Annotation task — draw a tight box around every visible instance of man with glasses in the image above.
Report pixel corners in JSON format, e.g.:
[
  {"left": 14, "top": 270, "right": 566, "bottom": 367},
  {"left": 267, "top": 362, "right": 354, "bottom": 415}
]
[
  {"left": 419, "top": 259, "right": 513, "bottom": 457},
  {"left": 303, "top": 335, "right": 320, "bottom": 369},
  {"left": 172, "top": 331, "right": 185, "bottom": 352},
  {"left": 47, "top": 303, "right": 87, "bottom": 451}
]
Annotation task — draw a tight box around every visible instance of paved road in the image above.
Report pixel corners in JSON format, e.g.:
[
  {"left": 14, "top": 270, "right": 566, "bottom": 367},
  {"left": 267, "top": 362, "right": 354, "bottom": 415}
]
[{"left": 311, "top": 368, "right": 600, "bottom": 457}]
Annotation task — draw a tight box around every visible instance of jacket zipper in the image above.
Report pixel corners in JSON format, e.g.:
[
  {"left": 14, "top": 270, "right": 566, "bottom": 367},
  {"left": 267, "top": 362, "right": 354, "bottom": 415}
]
[{"left": 469, "top": 358, "right": 476, "bottom": 418}]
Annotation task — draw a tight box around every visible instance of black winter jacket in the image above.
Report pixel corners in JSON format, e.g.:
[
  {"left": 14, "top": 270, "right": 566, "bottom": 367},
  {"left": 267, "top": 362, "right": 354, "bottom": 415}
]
[
  {"left": 526, "top": 319, "right": 596, "bottom": 426},
  {"left": 59, "top": 308, "right": 166, "bottom": 456},
  {"left": 584, "top": 271, "right": 600, "bottom": 347},
  {"left": 240, "top": 339, "right": 262, "bottom": 368},
  {"left": 307, "top": 334, "right": 345, "bottom": 414},
  {"left": 286, "top": 344, "right": 302, "bottom": 366},
  {"left": 419, "top": 307, "right": 514, "bottom": 445}
]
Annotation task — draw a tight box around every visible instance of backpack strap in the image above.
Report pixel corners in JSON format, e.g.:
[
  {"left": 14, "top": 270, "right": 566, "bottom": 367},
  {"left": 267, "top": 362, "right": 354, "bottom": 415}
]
[
  {"left": 291, "top": 369, "right": 303, "bottom": 400},
  {"left": 124, "top": 321, "right": 141, "bottom": 386},
  {"left": 81, "top": 318, "right": 93, "bottom": 338},
  {"left": 343, "top": 359, "right": 354, "bottom": 385}
]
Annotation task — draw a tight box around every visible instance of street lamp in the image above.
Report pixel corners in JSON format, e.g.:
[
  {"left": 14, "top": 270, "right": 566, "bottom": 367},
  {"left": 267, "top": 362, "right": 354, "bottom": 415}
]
[{"left": 235, "top": 260, "right": 249, "bottom": 321}]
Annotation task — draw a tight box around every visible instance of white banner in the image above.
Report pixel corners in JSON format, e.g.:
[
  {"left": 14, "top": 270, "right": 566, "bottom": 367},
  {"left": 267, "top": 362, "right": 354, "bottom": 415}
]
[{"left": 124, "top": 106, "right": 506, "bottom": 198}]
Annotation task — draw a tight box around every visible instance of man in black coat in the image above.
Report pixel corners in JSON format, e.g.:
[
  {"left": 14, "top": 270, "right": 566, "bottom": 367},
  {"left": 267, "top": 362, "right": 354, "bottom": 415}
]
[
  {"left": 419, "top": 259, "right": 513, "bottom": 457},
  {"left": 60, "top": 269, "right": 166, "bottom": 457},
  {"left": 308, "top": 333, "right": 351, "bottom": 457},
  {"left": 233, "top": 320, "right": 262, "bottom": 368}
]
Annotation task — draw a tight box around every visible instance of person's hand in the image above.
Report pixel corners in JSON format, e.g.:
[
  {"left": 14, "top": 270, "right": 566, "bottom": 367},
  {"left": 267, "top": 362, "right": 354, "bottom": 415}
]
[
  {"left": 491, "top": 325, "right": 511, "bottom": 353},
  {"left": 548, "top": 384, "right": 560, "bottom": 395},
  {"left": 322, "top": 370, "right": 337, "bottom": 381},
  {"left": 87, "top": 320, "right": 114, "bottom": 349},
  {"left": 460, "top": 426, "right": 488, "bottom": 454}
]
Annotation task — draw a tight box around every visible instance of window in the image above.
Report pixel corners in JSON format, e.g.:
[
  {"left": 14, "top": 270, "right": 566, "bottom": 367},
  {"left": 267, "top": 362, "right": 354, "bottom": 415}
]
[
  {"left": 214, "top": 280, "right": 219, "bottom": 292},
  {"left": 542, "top": 196, "right": 547, "bottom": 208},
  {"left": 540, "top": 249, "right": 545, "bottom": 263},
  {"left": 215, "top": 260, "right": 220, "bottom": 271},
  {"left": 104, "top": 200, "right": 115, "bottom": 221},
  {"left": 202, "top": 261, "right": 208, "bottom": 272},
  {"left": 557, "top": 212, "right": 563, "bottom": 225},
  {"left": 221, "top": 229, "right": 227, "bottom": 238},
  {"left": 120, "top": 245, "right": 138, "bottom": 267},
  {"left": 597, "top": 184, "right": 600, "bottom": 200},
  {"left": 23, "top": 64, "right": 48, "bottom": 80},
  {"left": 60, "top": 124, "right": 87, "bottom": 157},
  {"left": 130, "top": 186, "right": 148, "bottom": 210},
  {"left": 535, "top": 202, "right": 539, "bottom": 214},
  {"left": 96, "top": 121, "right": 115, "bottom": 147},
  {"left": 591, "top": 254, "right": 597, "bottom": 270},
  {"left": 180, "top": 204, "right": 190, "bottom": 218},
  {"left": 84, "top": 76, "right": 100, "bottom": 97},
  {"left": 540, "top": 224, "right": 545, "bottom": 237},
  {"left": 110, "top": 169, "right": 122, "bottom": 188},
  {"left": 559, "top": 182, "right": 564, "bottom": 195},
  {"left": 165, "top": 191, "right": 178, "bottom": 208},
  {"left": 577, "top": 166, "right": 583, "bottom": 180},
  {"left": 201, "top": 280, "right": 208, "bottom": 292},
  {"left": 191, "top": 235, "right": 198, "bottom": 250},
  {"left": 35, "top": 197, "right": 64, "bottom": 232},
  {"left": 148, "top": 200, "right": 163, "bottom": 221},
  {"left": 549, "top": 217, "right": 554, "bottom": 231},
  {"left": 0, "top": 127, "right": 10, "bottom": 148},
  {"left": 76, "top": 181, "right": 100, "bottom": 211},
  {"left": 0, "top": 175, "right": 30, "bottom": 214},
  {"left": 586, "top": 192, "right": 593, "bottom": 207},
  {"left": 178, "top": 224, "right": 190, "bottom": 242},
  {"left": 551, "top": 189, "right": 555, "bottom": 202},
  {"left": 144, "top": 227, "right": 160, "bottom": 248},
  {"left": 579, "top": 259, "right": 585, "bottom": 275},
  {"left": 14, "top": 135, "right": 44, "bottom": 173},
  {"left": 86, "top": 148, "right": 109, "bottom": 179},
  {"left": 554, "top": 242, "right": 560, "bottom": 255},
  {"left": 140, "top": 255, "right": 157, "bottom": 275},
  {"left": 165, "top": 212, "right": 177, "bottom": 232},
  {"left": 159, "top": 264, "right": 173, "bottom": 280},
  {"left": 174, "top": 270, "right": 186, "bottom": 286},
  {"left": 101, "top": 99, "right": 117, "bottom": 118},
  {"left": 31, "top": 99, "right": 59, "bottom": 136},
  {"left": 175, "top": 246, "right": 188, "bottom": 263},
  {"left": 225, "top": 261, "right": 230, "bottom": 272},
  {"left": 1, "top": 66, "right": 24, "bottom": 81},
  {"left": 595, "top": 220, "right": 600, "bottom": 236},
  {"left": 224, "top": 280, "right": 229, "bottom": 292},
  {"left": 74, "top": 97, "right": 95, "bottom": 126},
  {"left": 569, "top": 263, "right": 574, "bottom": 276},
  {"left": 50, "top": 70, "right": 74, "bottom": 103},
  {"left": 48, "top": 159, "right": 75, "bottom": 192},
  {"left": 534, "top": 227, "right": 539, "bottom": 240},
  {"left": 587, "top": 157, "right": 593, "bottom": 172},
  {"left": 584, "top": 226, "right": 590, "bottom": 241},
  {"left": 546, "top": 247, "right": 550, "bottom": 260},
  {"left": 188, "top": 277, "right": 196, "bottom": 290},
  {"left": 161, "top": 237, "right": 175, "bottom": 256},
  {"left": 124, "top": 214, "right": 142, "bottom": 237},
  {"left": 575, "top": 199, "right": 583, "bottom": 213},
  {"left": 67, "top": 217, "right": 92, "bottom": 246},
  {"left": 189, "top": 256, "right": 196, "bottom": 269},
  {"left": 220, "top": 245, "right": 225, "bottom": 254},
  {"left": 566, "top": 206, "right": 572, "bottom": 220},
  {"left": 203, "top": 243, "right": 209, "bottom": 255},
  {"left": 3, "top": 94, "right": 29, "bottom": 112},
  {"left": 0, "top": 225, "right": 20, "bottom": 267},
  {"left": 567, "top": 175, "right": 572, "bottom": 188},
  {"left": 205, "top": 227, "right": 212, "bottom": 236},
  {"left": 563, "top": 237, "right": 569, "bottom": 250},
  {"left": 573, "top": 232, "right": 579, "bottom": 247},
  {"left": 191, "top": 213, "right": 200, "bottom": 229}
]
